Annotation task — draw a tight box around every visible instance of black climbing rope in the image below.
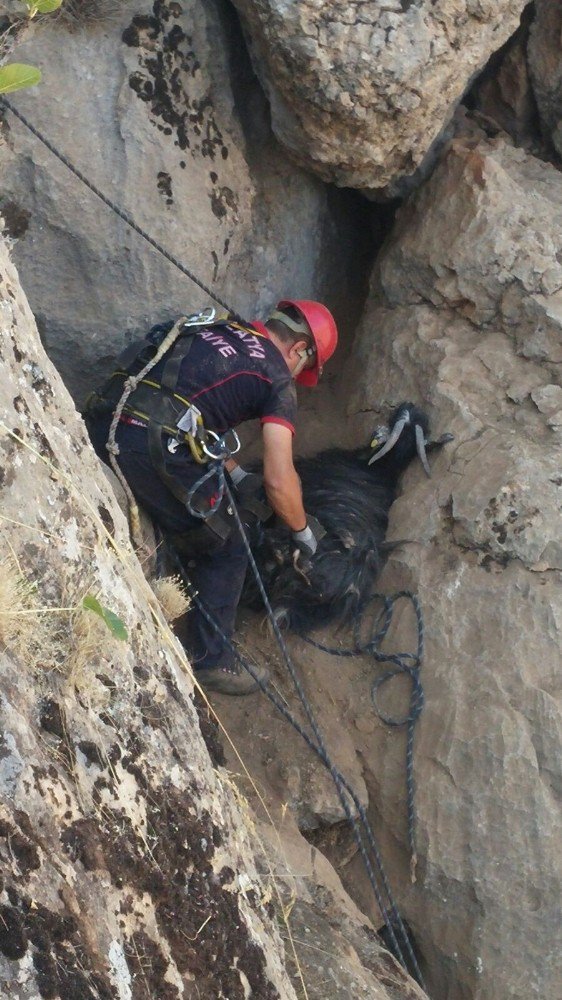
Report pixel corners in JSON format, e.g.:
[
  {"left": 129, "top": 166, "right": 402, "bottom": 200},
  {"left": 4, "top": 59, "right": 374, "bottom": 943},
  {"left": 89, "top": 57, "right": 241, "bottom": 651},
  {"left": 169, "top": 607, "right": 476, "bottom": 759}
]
[{"left": 0, "top": 98, "right": 240, "bottom": 318}]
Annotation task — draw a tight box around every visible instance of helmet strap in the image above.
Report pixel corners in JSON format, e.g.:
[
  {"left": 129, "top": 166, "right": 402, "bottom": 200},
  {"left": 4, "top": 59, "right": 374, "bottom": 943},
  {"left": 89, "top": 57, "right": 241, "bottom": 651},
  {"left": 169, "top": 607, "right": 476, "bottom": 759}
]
[
  {"left": 267, "top": 309, "right": 317, "bottom": 378},
  {"left": 292, "top": 346, "right": 316, "bottom": 380}
]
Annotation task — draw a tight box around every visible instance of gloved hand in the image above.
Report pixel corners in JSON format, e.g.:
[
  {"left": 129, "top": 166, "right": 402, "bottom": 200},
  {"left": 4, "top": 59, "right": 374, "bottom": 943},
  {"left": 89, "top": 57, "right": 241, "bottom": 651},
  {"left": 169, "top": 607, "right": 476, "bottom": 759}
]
[{"left": 292, "top": 515, "right": 326, "bottom": 561}]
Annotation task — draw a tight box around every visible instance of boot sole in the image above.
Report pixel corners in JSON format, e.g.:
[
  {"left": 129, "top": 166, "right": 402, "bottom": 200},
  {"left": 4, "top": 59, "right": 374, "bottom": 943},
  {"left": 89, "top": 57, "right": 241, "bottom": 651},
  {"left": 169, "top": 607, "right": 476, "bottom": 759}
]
[{"left": 196, "top": 671, "right": 269, "bottom": 696}]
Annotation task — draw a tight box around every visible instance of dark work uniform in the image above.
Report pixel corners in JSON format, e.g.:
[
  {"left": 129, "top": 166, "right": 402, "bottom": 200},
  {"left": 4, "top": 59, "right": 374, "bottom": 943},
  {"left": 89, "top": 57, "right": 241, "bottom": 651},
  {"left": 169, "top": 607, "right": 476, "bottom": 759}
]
[{"left": 90, "top": 319, "right": 297, "bottom": 670}]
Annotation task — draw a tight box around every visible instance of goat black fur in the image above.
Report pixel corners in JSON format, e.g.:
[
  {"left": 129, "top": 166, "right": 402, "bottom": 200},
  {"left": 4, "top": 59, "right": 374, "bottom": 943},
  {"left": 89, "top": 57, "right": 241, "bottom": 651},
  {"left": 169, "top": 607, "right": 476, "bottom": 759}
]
[{"left": 244, "top": 403, "right": 447, "bottom": 633}]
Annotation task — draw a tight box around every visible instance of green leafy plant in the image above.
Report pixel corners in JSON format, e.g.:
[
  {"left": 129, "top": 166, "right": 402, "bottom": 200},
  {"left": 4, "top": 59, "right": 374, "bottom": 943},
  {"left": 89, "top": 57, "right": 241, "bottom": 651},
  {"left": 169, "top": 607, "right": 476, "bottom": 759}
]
[
  {"left": 0, "top": 62, "right": 41, "bottom": 93},
  {"left": 82, "top": 594, "right": 128, "bottom": 642},
  {"left": 0, "top": 0, "right": 62, "bottom": 95},
  {"left": 24, "top": 0, "right": 63, "bottom": 16}
]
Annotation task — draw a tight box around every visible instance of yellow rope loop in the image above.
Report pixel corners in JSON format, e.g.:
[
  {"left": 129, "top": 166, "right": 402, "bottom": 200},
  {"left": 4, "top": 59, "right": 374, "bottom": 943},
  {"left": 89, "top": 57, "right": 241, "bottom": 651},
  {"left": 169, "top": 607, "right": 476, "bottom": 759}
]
[{"left": 186, "top": 432, "right": 208, "bottom": 464}]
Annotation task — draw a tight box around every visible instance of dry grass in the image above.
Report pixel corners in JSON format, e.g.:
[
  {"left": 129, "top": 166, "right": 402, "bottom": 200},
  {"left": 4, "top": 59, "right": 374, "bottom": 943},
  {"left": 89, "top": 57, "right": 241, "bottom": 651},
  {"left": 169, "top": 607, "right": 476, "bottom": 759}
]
[
  {"left": 0, "top": 554, "right": 118, "bottom": 706},
  {"left": 65, "top": 604, "right": 114, "bottom": 705},
  {"left": 0, "top": 556, "right": 56, "bottom": 664},
  {"left": 51, "top": 0, "right": 126, "bottom": 28},
  {"left": 151, "top": 575, "right": 190, "bottom": 623},
  {"left": 0, "top": 557, "right": 35, "bottom": 649}
]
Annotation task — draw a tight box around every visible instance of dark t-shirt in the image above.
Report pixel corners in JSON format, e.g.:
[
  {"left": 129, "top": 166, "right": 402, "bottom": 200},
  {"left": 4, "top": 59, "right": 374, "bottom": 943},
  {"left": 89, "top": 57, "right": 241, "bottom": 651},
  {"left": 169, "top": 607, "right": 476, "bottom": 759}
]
[{"left": 116, "top": 319, "right": 297, "bottom": 453}]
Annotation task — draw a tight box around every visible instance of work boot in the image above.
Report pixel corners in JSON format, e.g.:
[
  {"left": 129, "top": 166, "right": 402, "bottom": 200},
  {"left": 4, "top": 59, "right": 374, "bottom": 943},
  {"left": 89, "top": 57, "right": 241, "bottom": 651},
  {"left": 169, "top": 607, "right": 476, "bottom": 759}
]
[{"left": 195, "top": 659, "right": 269, "bottom": 696}]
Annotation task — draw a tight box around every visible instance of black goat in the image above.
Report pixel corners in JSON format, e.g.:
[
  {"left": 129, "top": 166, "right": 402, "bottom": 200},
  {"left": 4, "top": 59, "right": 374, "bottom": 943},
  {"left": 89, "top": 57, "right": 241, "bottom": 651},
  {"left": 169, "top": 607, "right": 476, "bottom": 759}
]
[{"left": 244, "top": 403, "right": 451, "bottom": 633}]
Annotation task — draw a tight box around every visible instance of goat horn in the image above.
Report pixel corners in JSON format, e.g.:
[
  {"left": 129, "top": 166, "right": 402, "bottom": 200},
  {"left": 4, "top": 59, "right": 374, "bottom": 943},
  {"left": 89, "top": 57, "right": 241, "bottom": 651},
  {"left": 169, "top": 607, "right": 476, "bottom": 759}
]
[
  {"left": 415, "top": 423, "right": 432, "bottom": 478},
  {"left": 367, "top": 415, "right": 408, "bottom": 465}
]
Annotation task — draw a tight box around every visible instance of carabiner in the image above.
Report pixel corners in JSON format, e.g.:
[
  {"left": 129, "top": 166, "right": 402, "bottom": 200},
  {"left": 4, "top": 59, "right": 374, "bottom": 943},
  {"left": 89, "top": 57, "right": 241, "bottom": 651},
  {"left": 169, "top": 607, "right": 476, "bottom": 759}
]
[
  {"left": 222, "top": 428, "right": 241, "bottom": 457},
  {"left": 202, "top": 429, "right": 241, "bottom": 461}
]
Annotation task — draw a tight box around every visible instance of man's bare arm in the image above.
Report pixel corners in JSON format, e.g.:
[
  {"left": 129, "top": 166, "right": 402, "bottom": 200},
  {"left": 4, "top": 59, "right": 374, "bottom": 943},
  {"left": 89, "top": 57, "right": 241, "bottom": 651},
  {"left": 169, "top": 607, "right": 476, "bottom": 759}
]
[{"left": 262, "top": 423, "right": 307, "bottom": 531}]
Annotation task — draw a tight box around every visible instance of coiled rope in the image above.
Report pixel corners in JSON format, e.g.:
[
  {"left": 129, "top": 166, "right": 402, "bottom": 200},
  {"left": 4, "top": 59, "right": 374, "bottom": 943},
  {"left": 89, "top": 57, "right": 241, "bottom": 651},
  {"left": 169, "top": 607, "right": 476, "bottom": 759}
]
[
  {"left": 1, "top": 99, "right": 427, "bottom": 991},
  {"left": 301, "top": 592, "right": 424, "bottom": 883}
]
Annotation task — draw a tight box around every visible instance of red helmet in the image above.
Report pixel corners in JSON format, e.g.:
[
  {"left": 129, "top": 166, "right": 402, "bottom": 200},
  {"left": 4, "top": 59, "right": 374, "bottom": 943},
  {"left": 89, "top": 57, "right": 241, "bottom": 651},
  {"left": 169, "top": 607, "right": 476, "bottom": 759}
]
[{"left": 276, "top": 299, "right": 338, "bottom": 386}]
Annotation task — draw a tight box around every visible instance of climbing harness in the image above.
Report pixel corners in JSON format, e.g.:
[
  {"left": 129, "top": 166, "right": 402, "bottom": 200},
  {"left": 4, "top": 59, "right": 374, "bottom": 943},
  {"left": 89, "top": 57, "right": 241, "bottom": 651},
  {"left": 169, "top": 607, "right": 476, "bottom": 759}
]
[
  {"left": 97, "top": 309, "right": 225, "bottom": 549},
  {"left": 88, "top": 307, "right": 253, "bottom": 544},
  {"left": 89, "top": 307, "right": 218, "bottom": 463},
  {"left": 1, "top": 97, "right": 428, "bottom": 989}
]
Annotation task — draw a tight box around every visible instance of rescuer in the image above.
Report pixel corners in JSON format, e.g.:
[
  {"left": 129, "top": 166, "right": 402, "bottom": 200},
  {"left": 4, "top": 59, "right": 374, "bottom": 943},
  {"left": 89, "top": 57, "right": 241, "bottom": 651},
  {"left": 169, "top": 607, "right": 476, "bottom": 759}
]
[{"left": 86, "top": 300, "right": 338, "bottom": 695}]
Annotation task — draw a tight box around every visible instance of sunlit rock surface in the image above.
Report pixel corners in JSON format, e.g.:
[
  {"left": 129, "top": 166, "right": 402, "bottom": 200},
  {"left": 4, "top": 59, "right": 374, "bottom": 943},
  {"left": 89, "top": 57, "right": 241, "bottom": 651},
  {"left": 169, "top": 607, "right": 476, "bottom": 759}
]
[
  {"left": 346, "top": 135, "right": 562, "bottom": 1000},
  {"left": 230, "top": 0, "right": 528, "bottom": 193}
]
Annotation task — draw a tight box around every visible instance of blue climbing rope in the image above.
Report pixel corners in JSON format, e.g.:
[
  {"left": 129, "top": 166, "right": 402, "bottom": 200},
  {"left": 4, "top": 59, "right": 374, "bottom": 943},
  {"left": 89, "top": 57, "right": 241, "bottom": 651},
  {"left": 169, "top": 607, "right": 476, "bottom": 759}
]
[{"left": 302, "top": 591, "right": 424, "bottom": 880}]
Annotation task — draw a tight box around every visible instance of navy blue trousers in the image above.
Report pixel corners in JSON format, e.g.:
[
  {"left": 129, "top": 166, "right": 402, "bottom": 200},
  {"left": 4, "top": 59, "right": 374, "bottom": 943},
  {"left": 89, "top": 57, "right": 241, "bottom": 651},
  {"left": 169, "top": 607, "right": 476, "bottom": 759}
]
[{"left": 89, "top": 422, "right": 247, "bottom": 670}]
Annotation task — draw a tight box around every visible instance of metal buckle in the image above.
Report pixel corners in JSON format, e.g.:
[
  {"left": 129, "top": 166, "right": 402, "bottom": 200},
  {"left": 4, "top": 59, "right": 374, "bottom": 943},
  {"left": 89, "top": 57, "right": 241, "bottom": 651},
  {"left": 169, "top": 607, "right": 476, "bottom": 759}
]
[{"left": 182, "top": 307, "right": 216, "bottom": 329}]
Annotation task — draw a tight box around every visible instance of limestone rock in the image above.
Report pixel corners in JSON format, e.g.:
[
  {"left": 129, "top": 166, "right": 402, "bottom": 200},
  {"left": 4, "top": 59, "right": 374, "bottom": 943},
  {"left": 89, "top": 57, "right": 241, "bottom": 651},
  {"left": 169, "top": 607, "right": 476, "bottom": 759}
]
[
  {"left": 259, "top": 819, "right": 428, "bottom": 1000},
  {"left": 344, "top": 135, "right": 562, "bottom": 999},
  {"left": 531, "top": 383, "right": 562, "bottom": 429},
  {"left": 0, "top": 0, "right": 367, "bottom": 406},
  {"left": 230, "top": 0, "right": 528, "bottom": 193},
  {"left": 379, "top": 136, "right": 562, "bottom": 366},
  {"left": 528, "top": 0, "right": 562, "bottom": 156},
  {"left": 0, "top": 236, "right": 298, "bottom": 996}
]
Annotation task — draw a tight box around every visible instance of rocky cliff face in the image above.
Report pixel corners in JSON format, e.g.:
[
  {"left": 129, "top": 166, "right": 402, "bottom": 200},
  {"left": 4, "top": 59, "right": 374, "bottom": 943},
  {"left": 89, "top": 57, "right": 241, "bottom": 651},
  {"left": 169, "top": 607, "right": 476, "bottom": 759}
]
[
  {"left": 0, "top": 235, "right": 298, "bottom": 998},
  {"left": 1, "top": 2, "right": 560, "bottom": 999},
  {"left": 212, "top": 132, "right": 561, "bottom": 1000},
  {"left": 529, "top": 0, "right": 562, "bottom": 157},
  {"left": 345, "top": 133, "right": 561, "bottom": 1000}
]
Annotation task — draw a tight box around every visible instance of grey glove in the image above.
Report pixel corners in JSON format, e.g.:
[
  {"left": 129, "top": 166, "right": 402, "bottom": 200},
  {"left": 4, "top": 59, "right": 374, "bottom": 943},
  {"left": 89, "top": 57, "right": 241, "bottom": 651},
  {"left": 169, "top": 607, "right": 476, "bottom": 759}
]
[{"left": 292, "top": 515, "right": 326, "bottom": 560}]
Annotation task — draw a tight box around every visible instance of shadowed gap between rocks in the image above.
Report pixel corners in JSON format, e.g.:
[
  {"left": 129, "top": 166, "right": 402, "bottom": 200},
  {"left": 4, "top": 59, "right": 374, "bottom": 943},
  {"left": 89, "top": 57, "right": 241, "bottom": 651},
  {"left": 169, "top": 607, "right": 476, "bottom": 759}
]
[
  {"left": 219, "top": 0, "right": 399, "bottom": 353},
  {"left": 461, "top": 1, "right": 558, "bottom": 162}
]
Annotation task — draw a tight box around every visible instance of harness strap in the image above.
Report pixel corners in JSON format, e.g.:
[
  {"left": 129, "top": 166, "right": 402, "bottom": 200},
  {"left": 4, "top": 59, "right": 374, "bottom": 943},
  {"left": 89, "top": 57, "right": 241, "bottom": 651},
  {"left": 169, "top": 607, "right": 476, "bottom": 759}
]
[
  {"left": 229, "top": 320, "right": 268, "bottom": 338},
  {"left": 106, "top": 377, "right": 189, "bottom": 428},
  {"left": 103, "top": 315, "right": 192, "bottom": 554},
  {"left": 160, "top": 335, "right": 194, "bottom": 393},
  {"left": 147, "top": 419, "right": 190, "bottom": 505},
  {"left": 104, "top": 329, "right": 211, "bottom": 461},
  {"left": 115, "top": 338, "right": 154, "bottom": 371},
  {"left": 236, "top": 494, "right": 273, "bottom": 523}
]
